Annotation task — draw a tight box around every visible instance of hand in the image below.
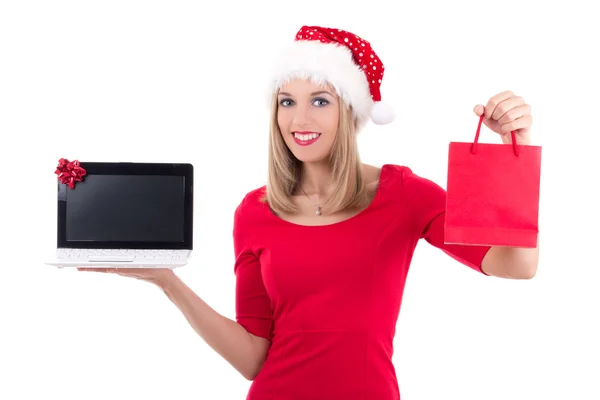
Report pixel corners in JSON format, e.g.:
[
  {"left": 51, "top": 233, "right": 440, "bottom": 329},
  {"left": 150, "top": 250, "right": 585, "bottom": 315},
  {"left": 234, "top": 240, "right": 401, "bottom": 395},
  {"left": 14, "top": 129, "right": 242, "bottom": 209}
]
[
  {"left": 473, "top": 90, "right": 533, "bottom": 145},
  {"left": 77, "top": 267, "right": 175, "bottom": 288}
]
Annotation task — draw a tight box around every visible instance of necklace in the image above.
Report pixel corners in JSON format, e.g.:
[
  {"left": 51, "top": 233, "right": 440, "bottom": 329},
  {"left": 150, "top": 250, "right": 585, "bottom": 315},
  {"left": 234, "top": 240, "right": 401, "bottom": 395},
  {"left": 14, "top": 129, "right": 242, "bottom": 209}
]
[{"left": 299, "top": 185, "right": 322, "bottom": 216}]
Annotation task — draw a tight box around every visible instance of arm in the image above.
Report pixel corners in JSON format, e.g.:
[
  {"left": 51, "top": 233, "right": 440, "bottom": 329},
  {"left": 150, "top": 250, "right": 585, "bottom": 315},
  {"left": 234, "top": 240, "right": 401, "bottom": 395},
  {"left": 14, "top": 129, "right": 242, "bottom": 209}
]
[
  {"left": 481, "top": 237, "right": 539, "bottom": 279},
  {"left": 401, "top": 166, "right": 539, "bottom": 279},
  {"left": 156, "top": 272, "right": 270, "bottom": 380}
]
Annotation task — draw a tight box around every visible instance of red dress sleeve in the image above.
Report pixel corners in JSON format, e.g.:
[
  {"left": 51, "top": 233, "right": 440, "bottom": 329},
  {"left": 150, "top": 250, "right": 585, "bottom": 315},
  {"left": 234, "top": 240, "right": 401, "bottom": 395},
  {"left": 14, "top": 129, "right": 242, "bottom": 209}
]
[
  {"left": 401, "top": 166, "right": 491, "bottom": 275},
  {"left": 233, "top": 195, "right": 274, "bottom": 341}
]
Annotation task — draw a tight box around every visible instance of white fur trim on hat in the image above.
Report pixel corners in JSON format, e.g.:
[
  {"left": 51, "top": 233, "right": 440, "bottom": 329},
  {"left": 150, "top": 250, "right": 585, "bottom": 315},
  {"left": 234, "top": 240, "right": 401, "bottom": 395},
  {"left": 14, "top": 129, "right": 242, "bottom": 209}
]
[{"left": 270, "top": 40, "right": 375, "bottom": 128}]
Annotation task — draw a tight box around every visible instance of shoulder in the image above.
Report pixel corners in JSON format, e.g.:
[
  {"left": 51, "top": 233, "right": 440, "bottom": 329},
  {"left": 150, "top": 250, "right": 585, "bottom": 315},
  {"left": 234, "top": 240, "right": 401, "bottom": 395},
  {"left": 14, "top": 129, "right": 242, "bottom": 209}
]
[
  {"left": 382, "top": 163, "right": 433, "bottom": 181},
  {"left": 381, "top": 163, "right": 438, "bottom": 189},
  {"left": 234, "top": 185, "right": 268, "bottom": 223},
  {"left": 381, "top": 163, "right": 408, "bottom": 182},
  {"left": 381, "top": 164, "right": 447, "bottom": 232},
  {"left": 381, "top": 163, "right": 446, "bottom": 203},
  {"left": 237, "top": 185, "right": 267, "bottom": 209}
]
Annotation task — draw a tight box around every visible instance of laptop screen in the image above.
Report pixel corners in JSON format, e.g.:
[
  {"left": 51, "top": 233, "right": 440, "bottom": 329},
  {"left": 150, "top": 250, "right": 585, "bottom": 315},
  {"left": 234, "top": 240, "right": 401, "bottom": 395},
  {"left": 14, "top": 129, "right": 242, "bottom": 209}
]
[
  {"left": 65, "top": 174, "right": 184, "bottom": 242},
  {"left": 57, "top": 162, "right": 193, "bottom": 249}
]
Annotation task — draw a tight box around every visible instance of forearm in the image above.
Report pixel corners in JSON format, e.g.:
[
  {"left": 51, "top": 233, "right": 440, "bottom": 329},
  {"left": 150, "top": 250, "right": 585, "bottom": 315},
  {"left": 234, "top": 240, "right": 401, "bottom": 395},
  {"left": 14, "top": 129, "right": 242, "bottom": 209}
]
[
  {"left": 156, "top": 272, "right": 267, "bottom": 380},
  {"left": 482, "top": 237, "right": 539, "bottom": 279}
]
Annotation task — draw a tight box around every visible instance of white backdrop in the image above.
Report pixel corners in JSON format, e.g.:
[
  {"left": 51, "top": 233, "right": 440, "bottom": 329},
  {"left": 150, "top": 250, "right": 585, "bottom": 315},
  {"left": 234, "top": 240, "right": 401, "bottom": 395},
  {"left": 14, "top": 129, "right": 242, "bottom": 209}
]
[{"left": 1, "top": 1, "right": 598, "bottom": 399}]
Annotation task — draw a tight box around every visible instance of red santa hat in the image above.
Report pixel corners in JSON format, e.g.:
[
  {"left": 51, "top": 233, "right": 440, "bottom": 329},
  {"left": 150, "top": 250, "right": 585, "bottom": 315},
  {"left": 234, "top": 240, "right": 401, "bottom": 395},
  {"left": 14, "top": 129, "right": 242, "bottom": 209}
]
[{"left": 271, "top": 25, "right": 395, "bottom": 127}]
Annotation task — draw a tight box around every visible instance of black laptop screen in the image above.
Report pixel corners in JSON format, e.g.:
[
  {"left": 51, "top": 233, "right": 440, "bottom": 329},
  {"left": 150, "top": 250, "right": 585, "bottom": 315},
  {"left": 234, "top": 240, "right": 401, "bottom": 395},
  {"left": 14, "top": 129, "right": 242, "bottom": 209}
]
[{"left": 64, "top": 174, "right": 185, "bottom": 243}]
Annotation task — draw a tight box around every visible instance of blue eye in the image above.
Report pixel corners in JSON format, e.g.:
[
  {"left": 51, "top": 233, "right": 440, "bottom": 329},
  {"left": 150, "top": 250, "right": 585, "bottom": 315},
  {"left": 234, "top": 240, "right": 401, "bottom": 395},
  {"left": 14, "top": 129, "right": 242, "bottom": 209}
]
[
  {"left": 279, "top": 97, "right": 329, "bottom": 107},
  {"left": 313, "top": 98, "right": 329, "bottom": 107}
]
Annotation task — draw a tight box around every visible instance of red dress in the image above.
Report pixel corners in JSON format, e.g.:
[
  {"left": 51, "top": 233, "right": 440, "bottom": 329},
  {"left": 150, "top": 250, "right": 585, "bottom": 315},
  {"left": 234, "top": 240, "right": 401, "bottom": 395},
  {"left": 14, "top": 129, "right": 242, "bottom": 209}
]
[{"left": 233, "top": 164, "right": 491, "bottom": 400}]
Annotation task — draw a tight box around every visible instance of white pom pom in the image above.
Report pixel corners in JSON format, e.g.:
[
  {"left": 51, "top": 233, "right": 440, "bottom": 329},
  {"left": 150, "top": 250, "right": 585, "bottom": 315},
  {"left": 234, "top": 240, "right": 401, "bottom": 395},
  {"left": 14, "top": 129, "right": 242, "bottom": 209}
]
[{"left": 370, "top": 101, "right": 395, "bottom": 125}]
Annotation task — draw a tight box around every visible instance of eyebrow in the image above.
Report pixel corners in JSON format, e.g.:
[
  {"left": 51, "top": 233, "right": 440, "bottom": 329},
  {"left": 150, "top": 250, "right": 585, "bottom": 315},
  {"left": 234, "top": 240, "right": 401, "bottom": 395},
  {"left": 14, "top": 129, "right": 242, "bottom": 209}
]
[{"left": 278, "top": 90, "right": 334, "bottom": 97}]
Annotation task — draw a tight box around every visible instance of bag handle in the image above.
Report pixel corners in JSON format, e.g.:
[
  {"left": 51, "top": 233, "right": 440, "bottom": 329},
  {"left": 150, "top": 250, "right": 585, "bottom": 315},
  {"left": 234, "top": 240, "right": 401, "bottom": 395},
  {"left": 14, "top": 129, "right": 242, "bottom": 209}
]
[{"left": 470, "top": 114, "right": 519, "bottom": 157}]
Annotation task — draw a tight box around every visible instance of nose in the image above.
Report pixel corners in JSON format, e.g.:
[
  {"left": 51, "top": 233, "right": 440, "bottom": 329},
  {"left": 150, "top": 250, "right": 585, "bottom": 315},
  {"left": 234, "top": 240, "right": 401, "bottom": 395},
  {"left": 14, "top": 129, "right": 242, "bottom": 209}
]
[{"left": 291, "top": 101, "right": 312, "bottom": 126}]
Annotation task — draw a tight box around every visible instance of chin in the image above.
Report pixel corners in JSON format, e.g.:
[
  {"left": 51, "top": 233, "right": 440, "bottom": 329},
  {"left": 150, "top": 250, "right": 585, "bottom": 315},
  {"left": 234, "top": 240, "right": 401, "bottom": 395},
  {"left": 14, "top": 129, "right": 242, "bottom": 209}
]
[
  {"left": 284, "top": 137, "right": 332, "bottom": 164},
  {"left": 292, "top": 152, "right": 330, "bottom": 164}
]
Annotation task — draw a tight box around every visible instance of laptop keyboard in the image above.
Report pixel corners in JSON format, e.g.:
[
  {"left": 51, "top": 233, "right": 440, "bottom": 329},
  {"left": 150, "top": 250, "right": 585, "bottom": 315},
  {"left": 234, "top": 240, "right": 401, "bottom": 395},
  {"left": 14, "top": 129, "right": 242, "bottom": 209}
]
[{"left": 57, "top": 249, "right": 189, "bottom": 259}]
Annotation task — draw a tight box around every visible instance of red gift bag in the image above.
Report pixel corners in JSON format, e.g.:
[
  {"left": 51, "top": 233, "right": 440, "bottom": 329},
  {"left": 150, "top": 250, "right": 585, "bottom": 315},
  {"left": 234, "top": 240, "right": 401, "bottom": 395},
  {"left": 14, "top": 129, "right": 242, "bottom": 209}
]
[{"left": 444, "top": 114, "right": 542, "bottom": 248}]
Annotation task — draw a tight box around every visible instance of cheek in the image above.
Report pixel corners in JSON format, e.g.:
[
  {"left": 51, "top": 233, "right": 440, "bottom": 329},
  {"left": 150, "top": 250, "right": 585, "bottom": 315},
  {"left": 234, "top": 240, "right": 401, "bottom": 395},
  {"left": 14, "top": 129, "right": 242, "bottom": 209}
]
[
  {"left": 277, "top": 112, "right": 289, "bottom": 135},
  {"left": 326, "top": 111, "right": 340, "bottom": 137}
]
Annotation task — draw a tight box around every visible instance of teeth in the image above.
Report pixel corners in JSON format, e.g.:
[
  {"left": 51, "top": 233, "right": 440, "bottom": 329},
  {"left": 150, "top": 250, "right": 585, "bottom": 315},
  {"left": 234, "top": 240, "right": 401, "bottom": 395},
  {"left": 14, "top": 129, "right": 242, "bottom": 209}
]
[{"left": 294, "top": 133, "right": 320, "bottom": 141}]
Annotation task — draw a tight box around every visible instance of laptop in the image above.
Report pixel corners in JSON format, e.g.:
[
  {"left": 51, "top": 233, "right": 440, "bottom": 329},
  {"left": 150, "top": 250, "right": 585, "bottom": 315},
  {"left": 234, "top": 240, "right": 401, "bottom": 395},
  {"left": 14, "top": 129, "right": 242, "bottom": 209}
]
[{"left": 45, "top": 161, "right": 193, "bottom": 269}]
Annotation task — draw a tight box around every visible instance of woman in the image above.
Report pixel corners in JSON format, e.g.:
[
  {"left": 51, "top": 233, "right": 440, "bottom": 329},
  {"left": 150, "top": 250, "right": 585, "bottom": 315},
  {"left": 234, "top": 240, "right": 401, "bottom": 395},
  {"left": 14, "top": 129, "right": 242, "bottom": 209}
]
[{"left": 80, "top": 25, "right": 539, "bottom": 399}]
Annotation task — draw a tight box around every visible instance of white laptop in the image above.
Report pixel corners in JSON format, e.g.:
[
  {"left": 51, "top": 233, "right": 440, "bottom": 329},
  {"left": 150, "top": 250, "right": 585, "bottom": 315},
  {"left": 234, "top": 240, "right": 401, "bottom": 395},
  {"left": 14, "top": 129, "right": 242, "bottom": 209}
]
[{"left": 45, "top": 161, "right": 193, "bottom": 269}]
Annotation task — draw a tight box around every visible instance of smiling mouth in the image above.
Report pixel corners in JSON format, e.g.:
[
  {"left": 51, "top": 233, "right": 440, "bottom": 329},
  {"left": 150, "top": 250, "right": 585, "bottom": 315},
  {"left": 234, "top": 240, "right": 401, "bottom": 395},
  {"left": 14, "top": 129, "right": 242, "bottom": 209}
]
[
  {"left": 292, "top": 131, "right": 321, "bottom": 146},
  {"left": 293, "top": 132, "right": 321, "bottom": 140}
]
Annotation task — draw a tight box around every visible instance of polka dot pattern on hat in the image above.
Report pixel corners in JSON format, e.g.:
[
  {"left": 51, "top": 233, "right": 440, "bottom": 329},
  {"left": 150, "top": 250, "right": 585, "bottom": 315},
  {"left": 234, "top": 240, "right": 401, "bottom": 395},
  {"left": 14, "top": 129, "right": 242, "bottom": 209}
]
[{"left": 295, "top": 26, "right": 385, "bottom": 102}]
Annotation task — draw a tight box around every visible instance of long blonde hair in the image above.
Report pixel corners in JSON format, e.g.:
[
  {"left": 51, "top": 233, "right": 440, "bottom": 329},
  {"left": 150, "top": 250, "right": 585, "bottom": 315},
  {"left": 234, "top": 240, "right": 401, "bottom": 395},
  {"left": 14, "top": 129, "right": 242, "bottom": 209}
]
[{"left": 260, "top": 89, "right": 374, "bottom": 215}]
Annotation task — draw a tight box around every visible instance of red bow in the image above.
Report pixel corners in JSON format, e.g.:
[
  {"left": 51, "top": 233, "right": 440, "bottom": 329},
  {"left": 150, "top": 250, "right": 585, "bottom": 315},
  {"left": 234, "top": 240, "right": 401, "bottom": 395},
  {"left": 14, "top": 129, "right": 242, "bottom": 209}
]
[{"left": 55, "top": 158, "right": 87, "bottom": 189}]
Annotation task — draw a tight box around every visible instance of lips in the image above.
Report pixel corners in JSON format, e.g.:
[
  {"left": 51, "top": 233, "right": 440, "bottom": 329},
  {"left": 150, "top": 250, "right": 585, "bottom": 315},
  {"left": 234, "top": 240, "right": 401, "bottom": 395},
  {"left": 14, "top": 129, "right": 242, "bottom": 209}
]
[{"left": 293, "top": 131, "right": 321, "bottom": 146}]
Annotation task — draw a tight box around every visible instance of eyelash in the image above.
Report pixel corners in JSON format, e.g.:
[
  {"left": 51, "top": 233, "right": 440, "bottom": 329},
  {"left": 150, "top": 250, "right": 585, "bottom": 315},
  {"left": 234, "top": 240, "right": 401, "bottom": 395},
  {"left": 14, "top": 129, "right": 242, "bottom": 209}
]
[{"left": 279, "top": 98, "right": 330, "bottom": 107}]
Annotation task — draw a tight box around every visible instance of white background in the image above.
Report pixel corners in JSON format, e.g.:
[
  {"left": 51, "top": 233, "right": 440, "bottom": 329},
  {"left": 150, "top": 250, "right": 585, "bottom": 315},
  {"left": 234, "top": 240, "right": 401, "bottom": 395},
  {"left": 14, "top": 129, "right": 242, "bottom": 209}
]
[{"left": 1, "top": 1, "right": 598, "bottom": 399}]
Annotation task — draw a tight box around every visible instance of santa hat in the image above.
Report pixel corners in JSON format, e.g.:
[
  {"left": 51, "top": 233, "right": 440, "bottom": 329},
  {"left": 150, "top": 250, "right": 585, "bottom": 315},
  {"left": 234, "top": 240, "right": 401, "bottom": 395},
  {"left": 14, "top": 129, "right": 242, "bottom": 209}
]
[{"left": 270, "top": 25, "right": 395, "bottom": 127}]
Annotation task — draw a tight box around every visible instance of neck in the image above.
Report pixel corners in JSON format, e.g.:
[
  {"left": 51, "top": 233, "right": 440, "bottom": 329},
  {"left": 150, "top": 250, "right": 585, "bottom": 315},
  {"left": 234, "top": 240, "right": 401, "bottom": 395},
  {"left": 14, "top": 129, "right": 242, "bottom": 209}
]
[{"left": 298, "top": 161, "right": 333, "bottom": 199}]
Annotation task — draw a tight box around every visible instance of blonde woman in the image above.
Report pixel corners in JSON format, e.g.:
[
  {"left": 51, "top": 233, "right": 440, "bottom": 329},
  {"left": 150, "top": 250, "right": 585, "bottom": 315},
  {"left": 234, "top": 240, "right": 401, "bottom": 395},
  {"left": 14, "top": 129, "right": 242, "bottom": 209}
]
[{"left": 81, "top": 25, "right": 539, "bottom": 399}]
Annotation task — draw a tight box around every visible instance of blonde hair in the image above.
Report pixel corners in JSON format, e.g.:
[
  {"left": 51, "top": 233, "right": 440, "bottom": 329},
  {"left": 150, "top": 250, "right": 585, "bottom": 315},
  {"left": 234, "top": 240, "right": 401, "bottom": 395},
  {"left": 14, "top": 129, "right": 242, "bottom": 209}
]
[{"left": 260, "top": 89, "right": 374, "bottom": 216}]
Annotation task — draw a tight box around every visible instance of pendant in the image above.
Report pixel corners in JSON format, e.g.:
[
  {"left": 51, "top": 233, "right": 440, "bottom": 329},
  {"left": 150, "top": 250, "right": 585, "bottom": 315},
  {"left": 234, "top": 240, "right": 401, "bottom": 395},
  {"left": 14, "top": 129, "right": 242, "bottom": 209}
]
[{"left": 316, "top": 206, "right": 322, "bottom": 216}]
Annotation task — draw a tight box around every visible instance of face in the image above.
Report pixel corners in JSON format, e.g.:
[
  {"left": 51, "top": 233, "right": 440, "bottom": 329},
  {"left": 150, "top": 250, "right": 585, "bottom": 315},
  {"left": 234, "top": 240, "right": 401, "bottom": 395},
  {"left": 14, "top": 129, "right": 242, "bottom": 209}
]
[{"left": 277, "top": 79, "right": 340, "bottom": 164}]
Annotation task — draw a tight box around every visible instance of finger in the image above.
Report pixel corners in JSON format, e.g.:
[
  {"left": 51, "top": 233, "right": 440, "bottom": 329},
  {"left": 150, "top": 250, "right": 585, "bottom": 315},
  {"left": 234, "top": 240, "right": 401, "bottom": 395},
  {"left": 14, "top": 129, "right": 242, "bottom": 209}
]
[
  {"left": 500, "top": 114, "right": 532, "bottom": 135},
  {"left": 77, "top": 267, "right": 111, "bottom": 273},
  {"left": 497, "top": 103, "right": 531, "bottom": 126},
  {"left": 484, "top": 90, "right": 515, "bottom": 120},
  {"left": 492, "top": 96, "right": 527, "bottom": 121},
  {"left": 473, "top": 104, "right": 485, "bottom": 116},
  {"left": 111, "top": 268, "right": 141, "bottom": 274}
]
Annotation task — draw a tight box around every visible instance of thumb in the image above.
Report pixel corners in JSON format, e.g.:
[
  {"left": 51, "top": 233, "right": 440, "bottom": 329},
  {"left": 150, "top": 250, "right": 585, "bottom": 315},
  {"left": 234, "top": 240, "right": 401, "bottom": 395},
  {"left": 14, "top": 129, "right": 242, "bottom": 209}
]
[{"left": 473, "top": 104, "right": 485, "bottom": 117}]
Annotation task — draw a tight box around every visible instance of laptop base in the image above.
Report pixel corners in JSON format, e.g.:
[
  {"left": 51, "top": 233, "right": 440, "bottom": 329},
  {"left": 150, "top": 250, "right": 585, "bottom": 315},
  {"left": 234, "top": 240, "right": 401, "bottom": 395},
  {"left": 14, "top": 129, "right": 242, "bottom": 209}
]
[
  {"left": 45, "top": 259, "right": 189, "bottom": 269},
  {"left": 45, "top": 248, "right": 191, "bottom": 269}
]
